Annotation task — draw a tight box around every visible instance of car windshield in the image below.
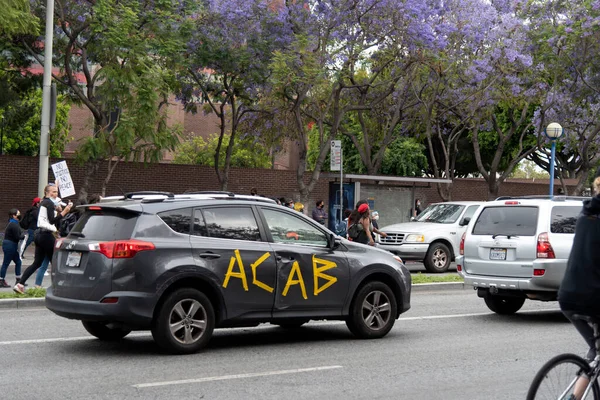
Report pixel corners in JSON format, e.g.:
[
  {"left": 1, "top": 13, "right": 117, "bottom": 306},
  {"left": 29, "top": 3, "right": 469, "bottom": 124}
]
[{"left": 415, "top": 204, "right": 465, "bottom": 224}]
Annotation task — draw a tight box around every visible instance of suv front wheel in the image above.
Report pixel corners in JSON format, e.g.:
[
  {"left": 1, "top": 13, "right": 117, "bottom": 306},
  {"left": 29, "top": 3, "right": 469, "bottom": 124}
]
[
  {"left": 484, "top": 294, "right": 525, "bottom": 315},
  {"left": 152, "top": 288, "right": 215, "bottom": 354},
  {"left": 346, "top": 281, "right": 397, "bottom": 339}
]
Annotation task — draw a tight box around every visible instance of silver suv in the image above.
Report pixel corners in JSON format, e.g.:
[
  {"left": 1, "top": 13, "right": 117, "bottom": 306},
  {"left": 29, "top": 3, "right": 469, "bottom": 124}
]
[
  {"left": 378, "top": 202, "right": 484, "bottom": 273},
  {"left": 457, "top": 196, "right": 585, "bottom": 314}
]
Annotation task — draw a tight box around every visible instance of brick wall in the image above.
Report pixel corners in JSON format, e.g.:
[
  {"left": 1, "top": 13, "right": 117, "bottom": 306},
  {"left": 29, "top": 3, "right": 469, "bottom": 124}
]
[{"left": 0, "top": 155, "right": 573, "bottom": 231}]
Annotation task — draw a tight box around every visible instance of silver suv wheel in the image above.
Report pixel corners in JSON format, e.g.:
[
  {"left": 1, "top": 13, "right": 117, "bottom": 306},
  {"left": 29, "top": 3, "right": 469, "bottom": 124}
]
[{"left": 169, "top": 299, "right": 208, "bottom": 345}]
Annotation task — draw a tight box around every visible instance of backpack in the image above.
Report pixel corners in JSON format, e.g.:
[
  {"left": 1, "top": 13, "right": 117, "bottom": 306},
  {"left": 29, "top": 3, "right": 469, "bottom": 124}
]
[
  {"left": 347, "top": 222, "right": 361, "bottom": 239},
  {"left": 59, "top": 213, "right": 79, "bottom": 237},
  {"left": 19, "top": 209, "right": 33, "bottom": 229}
]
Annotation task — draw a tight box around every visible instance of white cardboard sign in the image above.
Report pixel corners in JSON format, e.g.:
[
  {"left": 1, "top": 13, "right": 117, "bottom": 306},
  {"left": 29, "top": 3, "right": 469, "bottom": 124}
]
[{"left": 51, "top": 161, "right": 76, "bottom": 198}]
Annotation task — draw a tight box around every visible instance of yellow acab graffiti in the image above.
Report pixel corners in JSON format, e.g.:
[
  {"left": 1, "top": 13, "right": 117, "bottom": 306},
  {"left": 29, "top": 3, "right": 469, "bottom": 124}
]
[{"left": 222, "top": 251, "right": 338, "bottom": 300}]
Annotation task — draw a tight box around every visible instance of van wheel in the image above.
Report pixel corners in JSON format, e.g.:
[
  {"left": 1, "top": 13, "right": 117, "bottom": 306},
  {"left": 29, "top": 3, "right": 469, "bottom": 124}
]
[
  {"left": 424, "top": 243, "right": 451, "bottom": 273},
  {"left": 82, "top": 321, "right": 131, "bottom": 341},
  {"left": 152, "top": 288, "right": 215, "bottom": 354},
  {"left": 484, "top": 294, "right": 525, "bottom": 315},
  {"left": 346, "top": 281, "right": 397, "bottom": 339}
]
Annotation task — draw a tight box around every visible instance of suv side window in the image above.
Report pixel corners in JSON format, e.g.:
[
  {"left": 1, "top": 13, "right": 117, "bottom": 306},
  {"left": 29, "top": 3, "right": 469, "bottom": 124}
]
[
  {"left": 262, "top": 208, "right": 328, "bottom": 247},
  {"left": 551, "top": 206, "right": 580, "bottom": 234},
  {"left": 202, "top": 207, "right": 261, "bottom": 241},
  {"left": 158, "top": 208, "right": 192, "bottom": 234},
  {"left": 192, "top": 209, "right": 208, "bottom": 237},
  {"left": 472, "top": 206, "right": 539, "bottom": 236}
]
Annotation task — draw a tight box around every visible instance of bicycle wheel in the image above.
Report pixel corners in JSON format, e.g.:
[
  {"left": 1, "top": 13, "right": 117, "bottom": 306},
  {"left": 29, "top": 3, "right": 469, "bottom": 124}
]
[{"left": 527, "top": 353, "right": 600, "bottom": 400}]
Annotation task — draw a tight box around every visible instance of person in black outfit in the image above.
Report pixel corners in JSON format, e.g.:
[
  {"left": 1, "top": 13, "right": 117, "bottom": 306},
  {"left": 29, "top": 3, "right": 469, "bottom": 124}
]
[
  {"left": 13, "top": 184, "right": 73, "bottom": 294},
  {"left": 0, "top": 209, "right": 25, "bottom": 287},
  {"left": 557, "top": 167, "right": 600, "bottom": 399}
]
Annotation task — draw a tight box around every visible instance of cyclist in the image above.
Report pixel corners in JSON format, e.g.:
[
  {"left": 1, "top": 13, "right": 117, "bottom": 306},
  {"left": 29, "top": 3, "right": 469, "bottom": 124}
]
[{"left": 557, "top": 167, "right": 600, "bottom": 399}]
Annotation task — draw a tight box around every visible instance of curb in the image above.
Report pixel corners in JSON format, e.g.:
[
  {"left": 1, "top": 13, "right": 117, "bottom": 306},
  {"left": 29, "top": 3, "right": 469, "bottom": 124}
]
[
  {"left": 412, "top": 282, "right": 468, "bottom": 292},
  {"left": 0, "top": 297, "right": 45, "bottom": 309}
]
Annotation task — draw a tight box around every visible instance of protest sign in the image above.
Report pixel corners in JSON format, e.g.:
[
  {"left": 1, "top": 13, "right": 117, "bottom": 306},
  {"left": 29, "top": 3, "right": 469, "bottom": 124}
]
[{"left": 51, "top": 161, "right": 76, "bottom": 198}]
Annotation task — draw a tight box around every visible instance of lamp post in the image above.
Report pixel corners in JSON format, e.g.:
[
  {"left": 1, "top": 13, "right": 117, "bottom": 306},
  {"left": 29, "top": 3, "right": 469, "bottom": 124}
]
[{"left": 545, "top": 122, "right": 564, "bottom": 197}]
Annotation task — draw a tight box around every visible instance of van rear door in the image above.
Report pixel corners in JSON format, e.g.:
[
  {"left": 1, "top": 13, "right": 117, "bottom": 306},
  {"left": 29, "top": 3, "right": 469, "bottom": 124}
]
[{"left": 464, "top": 205, "right": 538, "bottom": 278}]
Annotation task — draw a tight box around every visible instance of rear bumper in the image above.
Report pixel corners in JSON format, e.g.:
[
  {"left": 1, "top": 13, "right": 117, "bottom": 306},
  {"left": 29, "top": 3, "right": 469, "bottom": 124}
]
[
  {"left": 456, "top": 256, "right": 566, "bottom": 293},
  {"left": 45, "top": 288, "right": 156, "bottom": 329},
  {"left": 376, "top": 243, "right": 429, "bottom": 260}
]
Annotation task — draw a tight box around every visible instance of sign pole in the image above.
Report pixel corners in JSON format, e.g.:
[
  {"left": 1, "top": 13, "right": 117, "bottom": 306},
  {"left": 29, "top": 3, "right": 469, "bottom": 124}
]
[{"left": 340, "top": 147, "right": 343, "bottom": 224}]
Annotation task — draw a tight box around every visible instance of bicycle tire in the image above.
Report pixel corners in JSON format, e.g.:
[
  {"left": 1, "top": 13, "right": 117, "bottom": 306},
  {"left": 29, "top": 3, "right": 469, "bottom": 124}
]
[{"left": 527, "top": 353, "right": 600, "bottom": 400}]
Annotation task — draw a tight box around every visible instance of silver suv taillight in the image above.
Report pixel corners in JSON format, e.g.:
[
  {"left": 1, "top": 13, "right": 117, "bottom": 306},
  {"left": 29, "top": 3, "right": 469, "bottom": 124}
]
[{"left": 536, "top": 232, "right": 555, "bottom": 259}]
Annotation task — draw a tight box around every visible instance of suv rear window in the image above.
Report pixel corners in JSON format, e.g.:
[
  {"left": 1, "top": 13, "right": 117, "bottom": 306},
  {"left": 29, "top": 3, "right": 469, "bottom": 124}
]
[
  {"left": 472, "top": 206, "right": 538, "bottom": 236},
  {"left": 70, "top": 210, "right": 137, "bottom": 241},
  {"left": 551, "top": 206, "right": 580, "bottom": 234}
]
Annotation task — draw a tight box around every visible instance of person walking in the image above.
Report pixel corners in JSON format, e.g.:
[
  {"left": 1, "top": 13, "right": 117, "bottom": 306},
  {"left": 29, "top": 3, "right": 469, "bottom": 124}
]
[
  {"left": 0, "top": 209, "right": 25, "bottom": 288},
  {"left": 348, "top": 203, "right": 376, "bottom": 246},
  {"left": 312, "top": 200, "right": 328, "bottom": 225},
  {"left": 412, "top": 199, "right": 423, "bottom": 218},
  {"left": 557, "top": 167, "right": 600, "bottom": 400},
  {"left": 19, "top": 197, "right": 41, "bottom": 258},
  {"left": 13, "top": 184, "right": 73, "bottom": 294}
]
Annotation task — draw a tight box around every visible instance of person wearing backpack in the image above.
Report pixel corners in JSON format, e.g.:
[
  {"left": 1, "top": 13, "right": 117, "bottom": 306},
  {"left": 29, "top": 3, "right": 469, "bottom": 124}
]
[
  {"left": 18, "top": 197, "right": 41, "bottom": 259},
  {"left": 0, "top": 208, "right": 25, "bottom": 287}
]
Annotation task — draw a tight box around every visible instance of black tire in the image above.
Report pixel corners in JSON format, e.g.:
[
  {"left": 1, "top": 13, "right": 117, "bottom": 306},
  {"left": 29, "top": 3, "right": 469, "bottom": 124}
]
[
  {"left": 81, "top": 321, "right": 131, "bottom": 341},
  {"left": 526, "top": 353, "right": 600, "bottom": 400},
  {"left": 151, "top": 288, "right": 215, "bottom": 354},
  {"left": 484, "top": 294, "right": 525, "bottom": 314},
  {"left": 424, "top": 242, "right": 451, "bottom": 273},
  {"left": 346, "top": 281, "right": 397, "bottom": 339}
]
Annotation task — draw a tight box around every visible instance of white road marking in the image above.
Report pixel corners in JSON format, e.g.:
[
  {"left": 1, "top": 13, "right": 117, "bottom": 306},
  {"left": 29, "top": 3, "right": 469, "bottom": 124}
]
[
  {"left": 0, "top": 308, "right": 561, "bottom": 346},
  {"left": 132, "top": 365, "right": 344, "bottom": 389}
]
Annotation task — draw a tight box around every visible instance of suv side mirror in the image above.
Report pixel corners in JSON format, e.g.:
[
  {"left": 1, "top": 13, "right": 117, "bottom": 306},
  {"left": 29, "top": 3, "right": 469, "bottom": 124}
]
[
  {"left": 328, "top": 233, "right": 342, "bottom": 249},
  {"left": 459, "top": 217, "right": 471, "bottom": 226}
]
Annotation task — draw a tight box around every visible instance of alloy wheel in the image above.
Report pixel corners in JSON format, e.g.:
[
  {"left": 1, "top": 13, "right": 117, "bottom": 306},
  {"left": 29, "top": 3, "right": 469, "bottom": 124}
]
[
  {"left": 433, "top": 249, "right": 447, "bottom": 268},
  {"left": 169, "top": 299, "right": 208, "bottom": 345},
  {"left": 361, "top": 290, "right": 392, "bottom": 331}
]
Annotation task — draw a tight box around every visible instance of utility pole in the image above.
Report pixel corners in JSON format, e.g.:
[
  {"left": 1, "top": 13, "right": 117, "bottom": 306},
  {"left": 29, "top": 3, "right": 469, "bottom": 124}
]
[{"left": 38, "top": 0, "right": 55, "bottom": 196}]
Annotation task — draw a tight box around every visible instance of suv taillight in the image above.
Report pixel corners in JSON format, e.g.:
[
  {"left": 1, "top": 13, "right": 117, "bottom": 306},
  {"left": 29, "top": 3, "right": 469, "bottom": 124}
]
[
  {"left": 536, "top": 232, "right": 555, "bottom": 259},
  {"left": 89, "top": 240, "right": 155, "bottom": 259},
  {"left": 459, "top": 233, "right": 466, "bottom": 255}
]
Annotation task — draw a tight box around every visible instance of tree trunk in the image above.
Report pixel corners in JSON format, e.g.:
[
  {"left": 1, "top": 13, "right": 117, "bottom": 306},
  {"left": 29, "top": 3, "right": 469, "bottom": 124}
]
[{"left": 78, "top": 160, "right": 100, "bottom": 203}]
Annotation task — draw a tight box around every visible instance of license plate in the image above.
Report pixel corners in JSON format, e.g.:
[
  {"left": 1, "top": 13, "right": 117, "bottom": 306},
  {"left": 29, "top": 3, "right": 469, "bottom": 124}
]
[
  {"left": 66, "top": 251, "right": 82, "bottom": 267},
  {"left": 489, "top": 248, "right": 507, "bottom": 260}
]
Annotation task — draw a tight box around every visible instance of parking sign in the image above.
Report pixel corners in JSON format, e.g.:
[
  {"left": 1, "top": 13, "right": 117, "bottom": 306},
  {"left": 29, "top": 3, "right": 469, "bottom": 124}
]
[{"left": 330, "top": 140, "right": 342, "bottom": 171}]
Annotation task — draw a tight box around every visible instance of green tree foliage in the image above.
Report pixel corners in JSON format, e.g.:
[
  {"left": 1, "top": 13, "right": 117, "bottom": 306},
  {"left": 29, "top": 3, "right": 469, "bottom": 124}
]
[
  {"left": 510, "top": 160, "right": 549, "bottom": 179},
  {"left": 1, "top": 88, "right": 70, "bottom": 157},
  {"left": 173, "top": 134, "right": 271, "bottom": 169},
  {"left": 0, "top": 0, "right": 39, "bottom": 36}
]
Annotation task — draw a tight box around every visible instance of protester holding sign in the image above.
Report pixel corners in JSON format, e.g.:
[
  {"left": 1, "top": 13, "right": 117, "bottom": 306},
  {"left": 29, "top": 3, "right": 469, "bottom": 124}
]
[{"left": 13, "top": 184, "right": 73, "bottom": 294}]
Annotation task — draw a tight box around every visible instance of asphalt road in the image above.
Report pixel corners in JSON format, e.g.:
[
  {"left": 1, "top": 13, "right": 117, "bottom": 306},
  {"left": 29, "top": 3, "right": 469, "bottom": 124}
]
[{"left": 1, "top": 288, "right": 585, "bottom": 400}]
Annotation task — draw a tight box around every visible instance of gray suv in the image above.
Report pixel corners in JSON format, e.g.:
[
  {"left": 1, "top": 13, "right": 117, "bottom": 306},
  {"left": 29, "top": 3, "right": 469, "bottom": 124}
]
[
  {"left": 46, "top": 192, "right": 411, "bottom": 354},
  {"left": 457, "top": 196, "right": 584, "bottom": 314}
]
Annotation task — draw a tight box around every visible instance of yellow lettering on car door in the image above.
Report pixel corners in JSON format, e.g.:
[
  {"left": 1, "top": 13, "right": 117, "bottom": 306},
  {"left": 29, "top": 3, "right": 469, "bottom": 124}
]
[
  {"left": 251, "top": 252, "right": 274, "bottom": 293},
  {"left": 313, "top": 255, "right": 337, "bottom": 296},
  {"left": 282, "top": 261, "right": 307, "bottom": 300},
  {"left": 222, "top": 249, "right": 249, "bottom": 291}
]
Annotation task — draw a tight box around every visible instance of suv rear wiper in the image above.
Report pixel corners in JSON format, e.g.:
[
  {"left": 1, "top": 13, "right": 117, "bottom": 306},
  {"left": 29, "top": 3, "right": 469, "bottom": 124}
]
[
  {"left": 69, "top": 232, "right": 85, "bottom": 238},
  {"left": 492, "top": 234, "right": 513, "bottom": 239}
]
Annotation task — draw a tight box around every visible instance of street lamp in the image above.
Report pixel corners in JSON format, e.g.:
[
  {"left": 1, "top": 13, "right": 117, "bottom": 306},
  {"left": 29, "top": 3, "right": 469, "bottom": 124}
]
[{"left": 545, "top": 122, "right": 564, "bottom": 197}]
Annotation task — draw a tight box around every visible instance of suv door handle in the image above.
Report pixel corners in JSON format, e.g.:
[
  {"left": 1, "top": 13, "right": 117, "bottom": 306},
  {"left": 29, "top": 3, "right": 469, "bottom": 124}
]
[
  {"left": 276, "top": 256, "right": 295, "bottom": 263},
  {"left": 199, "top": 252, "right": 221, "bottom": 259}
]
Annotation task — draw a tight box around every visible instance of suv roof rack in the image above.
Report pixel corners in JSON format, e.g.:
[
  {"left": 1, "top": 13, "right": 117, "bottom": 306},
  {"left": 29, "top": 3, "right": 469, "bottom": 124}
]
[
  {"left": 125, "top": 191, "right": 175, "bottom": 199},
  {"left": 495, "top": 195, "right": 588, "bottom": 201},
  {"left": 183, "top": 191, "right": 235, "bottom": 196}
]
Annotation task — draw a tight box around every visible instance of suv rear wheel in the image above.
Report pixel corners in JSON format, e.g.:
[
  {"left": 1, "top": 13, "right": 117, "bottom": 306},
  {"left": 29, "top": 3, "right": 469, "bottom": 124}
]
[
  {"left": 82, "top": 321, "right": 131, "bottom": 341},
  {"left": 346, "top": 281, "right": 397, "bottom": 339},
  {"left": 152, "top": 288, "right": 215, "bottom": 354},
  {"left": 484, "top": 294, "right": 525, "bottom": 314},
  {"left": 424, "top": 242, "right": 451, "bottom": 273}
]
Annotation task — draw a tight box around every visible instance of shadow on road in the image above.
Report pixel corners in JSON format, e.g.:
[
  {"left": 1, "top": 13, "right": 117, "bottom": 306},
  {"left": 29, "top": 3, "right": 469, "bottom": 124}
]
[
  {"left": 473, "top": 310, "right": 569, "bottom": 325},
  {"left": 60, "top": 323, "right": 409, "bottom": 356}
]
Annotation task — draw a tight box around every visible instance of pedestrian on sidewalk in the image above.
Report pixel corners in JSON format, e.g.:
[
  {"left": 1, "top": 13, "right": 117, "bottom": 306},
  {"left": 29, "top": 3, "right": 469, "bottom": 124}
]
[
  {"left": 0, "top": 208, "right": 25, "bottom": 288},
  {"left": 312, "top": 200, "right": 327, "bottom": 225},
  {"left": 13, "top": 184, "right": 73, "bottom": 294},
  {"left": 18, "top": 197, "right": 41, "bottom": 259}
]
